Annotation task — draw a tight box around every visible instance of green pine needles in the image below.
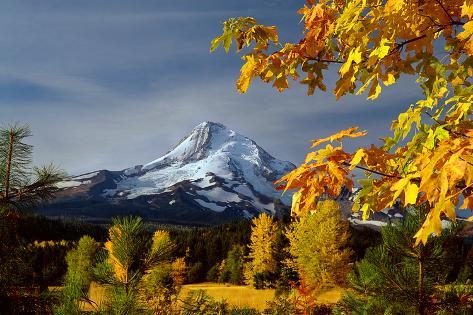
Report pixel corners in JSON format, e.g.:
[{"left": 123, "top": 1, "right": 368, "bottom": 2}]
[
  {"left": 56, "top": 216, "right": 185, "bottom": 315},
  {"left": 335, "top": 209, "right": 473, "bottom": 315},
  {"left": 0, "top": 123, "right": 63, "bottom": 212}
]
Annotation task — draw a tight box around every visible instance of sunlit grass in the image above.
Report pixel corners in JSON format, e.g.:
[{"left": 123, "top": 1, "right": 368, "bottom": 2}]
[
  {"left": 313, "top": 287, "right": 343, "bottom": 304},
  {"left": 180, "top": 283, "right": 275, "bottom": 311},
  {"left": 53, "top": 282, "right": 344, "bottom": 312}
]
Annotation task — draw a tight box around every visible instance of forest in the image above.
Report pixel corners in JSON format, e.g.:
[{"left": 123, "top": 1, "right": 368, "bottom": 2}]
[{"left": 1, "top": 198, "right": 472, "bottom": 314}]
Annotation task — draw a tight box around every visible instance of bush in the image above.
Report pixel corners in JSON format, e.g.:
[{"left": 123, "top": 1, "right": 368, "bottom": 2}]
[
  {"left": 264, "top": 292, "right": 333, "bottom": 315},
  {"left": 229, "top": 306, "right": 259, "bottom": 314},
  {"left": 181, "top": 290, "right": 229, "bottom": 315},
  {"left": 253, "top": 271, "right": 277, "bottom": 289}
]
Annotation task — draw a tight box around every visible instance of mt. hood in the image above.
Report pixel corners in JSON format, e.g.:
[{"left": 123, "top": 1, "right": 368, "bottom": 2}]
[{"left": 41, "top": 122, "right": 296, "bottom": 225}]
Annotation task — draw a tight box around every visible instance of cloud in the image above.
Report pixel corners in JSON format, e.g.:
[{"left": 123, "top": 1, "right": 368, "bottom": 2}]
[{"left": 0, "top": 0, "right": 424, "bottom": 175}]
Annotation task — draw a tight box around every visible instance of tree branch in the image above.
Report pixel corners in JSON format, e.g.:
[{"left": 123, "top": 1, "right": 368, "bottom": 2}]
[
  {"left": 342, "top": 162, "right": 402, "bottom": 179},
  {"left": 307, "top": 57, "right": 344, "bottom": 64},
  {"left": 434, "top": 0, "right": 454, "bottom": 24}
]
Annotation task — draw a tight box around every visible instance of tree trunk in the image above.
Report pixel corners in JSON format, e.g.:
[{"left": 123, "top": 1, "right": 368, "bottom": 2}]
[
  {"left": 3, "top": 130, "right": 14, "bottom": 199},
  {"left": 417, "top": 258, "right": 426, "bottom": 315}
]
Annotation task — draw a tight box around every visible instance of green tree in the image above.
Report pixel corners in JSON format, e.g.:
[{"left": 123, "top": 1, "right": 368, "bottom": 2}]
[
  {"left": 286, "top": 200, "right": 352, "bottom": 291},
  {"left": 99, "top": 217, "right": 177, "bottom": 314},
  {"left": 245, "top": 213, "right": 278, "bottom": 288},
  {"left": 57, "top": 216, "right": 182, "bottom": 314},
  {"left": 0, "top": 123, "right": 62, "bottom": 212},
  {"left": 334, "top": 209, "right": 471, "bottom": 315},
  {"left": 55, "top": 236, "right": 99, "bottom": 315},
  {"left": 0, "top": 124, "right": 63, "bottom": 312},
  {"left": 219, "top": 245, "right": 245, "bottom": 284}
]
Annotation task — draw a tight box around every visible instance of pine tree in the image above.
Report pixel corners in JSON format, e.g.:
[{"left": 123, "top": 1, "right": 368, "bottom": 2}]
[
  {"left": 57, "top": 216, "right": 182, "bottom": 314},
  {"left": 0, "top": 124, "right": 63, "bottom": 312},
  {"left": 285, "top": 200, "right": 352, "bottom": 292},
  {"left": 334, "top": 209, "right": 471, "bottom": 315},
  {"left": 0, "top": 123, "right": 63, "bottom": 212},
  {"left": 55, "top": 236, "right": 99, "bottom": 315},
  {"left": 98, "top": 217, "right": 177, "bottom": 314}
]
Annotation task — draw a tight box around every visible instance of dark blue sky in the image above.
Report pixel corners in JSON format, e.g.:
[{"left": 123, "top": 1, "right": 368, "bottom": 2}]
[{"left": 0, "top": 0, "right": 422, "bottom": 174}]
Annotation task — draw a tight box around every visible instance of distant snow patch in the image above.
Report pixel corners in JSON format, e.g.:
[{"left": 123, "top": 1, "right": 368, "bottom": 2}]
[
  {"left": 197, "top": 187, "right": 241, "bottom": 203},
  {"left": 56, "top": 180, "right": 91, "bottom": 189}
]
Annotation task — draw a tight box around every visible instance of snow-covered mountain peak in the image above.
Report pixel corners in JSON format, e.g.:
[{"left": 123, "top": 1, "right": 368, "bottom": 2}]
[
  {"left": 141, "top": 121, "right": 223, "bottom": 170},
  {"left": 116, "top": 122, "right": 296, "bottom": 208},
  {"left": 52, "top": 122, "right": 296, "bottom": 223},
  {"left": 142, "top": 121, "right": 280, "bottom": 171}
]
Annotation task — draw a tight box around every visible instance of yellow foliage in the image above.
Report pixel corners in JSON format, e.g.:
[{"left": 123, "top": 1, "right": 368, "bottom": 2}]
[
  {"left": 171, "top": 257, "right": 187, "bottom": 288},
  {"left": 247, "top": 213, "right": 278, "bottom": 278},
  {"left": 286, "top": 200, "right": 352, "bottom": 291},
  {"left": 213, "top": 0, "right": 473, "bottom": 245}
]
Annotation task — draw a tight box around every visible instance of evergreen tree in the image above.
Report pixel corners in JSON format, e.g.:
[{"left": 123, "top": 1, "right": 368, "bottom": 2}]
[
  {"left": 57, "top": 216, "right": 183, "bottom": 314},
  {"left": 219, "top": 245, "right": 245, "bottom": 284},
  {"left": 0, "top": 124, "right": 63, "bottom": 312},
  {"left": 55, "top": 236, "right": 99, "bottom": 315},
  {"left": 98, "top": 217, "right": 177, "bottom": 314},
  {"left": 334, "top": 209, "right": 472, "bottom": 315},
  {"left": 0, "top": 123, "right": 63, "bottom": 212},
  {"left": 286, "top": 200, "right": 352, "bottom": 291}
]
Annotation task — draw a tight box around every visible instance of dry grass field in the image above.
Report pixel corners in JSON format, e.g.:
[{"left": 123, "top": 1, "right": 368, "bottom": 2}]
[
  {"left": 180, "top": 283, "right": 344, "bottom": 310},
  {"left": 180, "top": 283, "right": 275, "bottom": 311},
  {"left": 312, "top": 287, "right": 344, "bottom": 304},
  {"left": 55, "top": 282, "right": 343, "bottom": 312}
]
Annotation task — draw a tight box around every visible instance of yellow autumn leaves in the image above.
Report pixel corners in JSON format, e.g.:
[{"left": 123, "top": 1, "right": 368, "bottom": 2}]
[{"left": 212, "top": 1, "right": 473, "bottom": 245}]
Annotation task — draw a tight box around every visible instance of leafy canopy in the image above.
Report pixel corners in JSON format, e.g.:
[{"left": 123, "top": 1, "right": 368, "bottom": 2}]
[
  {"left": 286, "top": 200, "right": 352, "bottom": 291},
  {"left": 212, "top": 0, "right": 473, "bottom": 244},
  {"left": 245, "top": 213, "right": 278, "bottom": 287}
]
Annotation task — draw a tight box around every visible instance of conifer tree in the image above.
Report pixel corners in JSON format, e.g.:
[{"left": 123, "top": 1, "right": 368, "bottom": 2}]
[
  {"left": 0, "top": 123, "right": 63, "bottom": 212},
  {"left": 57, "top": 216, "right": 182, "bottom": 314},
  {"left": 0, "top": 124, "right": 63, "bottom": 311},
  {"left": 97, "top": 217, "right": 177, "bottom": 314},
  {"left": 219, "top": 245, "right": 245, "bottom": 284},
  {"left": 55, "top": 236, "right": 99, "bottom": 315},
  {"left": 334, "top": 209, "right": 471, "bottom": 315}
]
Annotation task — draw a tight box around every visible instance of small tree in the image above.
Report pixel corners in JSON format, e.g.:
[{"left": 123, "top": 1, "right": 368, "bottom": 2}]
[
  {"left": 55, "top": 236, "right": 99, "bottom": 315},
  {"left": 286, "top": 200, "right": 352, "bottom": 292},
  {"left": 57, "top": 216, "right": 182, "bottom": 314},
  {"left": 219, "top": 245, "right": 245, "bottom": 284},
  {"left": 334, "top": 209, "right": 471, "bottom": 315},
  {"left": 245, "top": 213, "right": 278, "bottom": 288}
]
